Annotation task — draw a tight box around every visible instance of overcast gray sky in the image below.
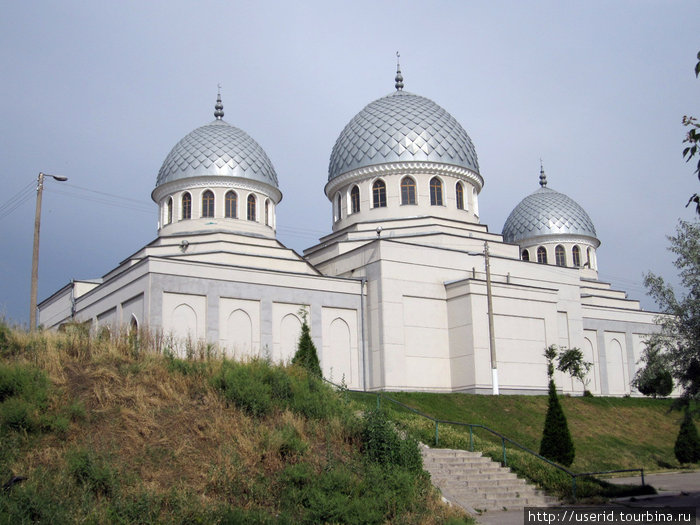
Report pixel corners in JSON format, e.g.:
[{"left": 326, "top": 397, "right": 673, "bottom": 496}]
[{"left": 1, "top": 1, "right": 698, "bottom": 325}]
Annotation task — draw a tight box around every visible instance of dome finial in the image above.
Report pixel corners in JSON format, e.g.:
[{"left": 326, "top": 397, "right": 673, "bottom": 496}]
[
  {"left": 395, "top": 51, "right": 404, "bottom": 91},
  {"left": 539, "top": 159, "right": 547, "bottom": 187},
  {"left": 214, "top": 84, "right": 224, "bottom": 119}
]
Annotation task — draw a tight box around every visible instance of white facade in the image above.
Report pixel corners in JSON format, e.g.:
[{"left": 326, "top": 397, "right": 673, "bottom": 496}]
[{"left": 39, "top": 83, "right": 660, "bottom": 396}]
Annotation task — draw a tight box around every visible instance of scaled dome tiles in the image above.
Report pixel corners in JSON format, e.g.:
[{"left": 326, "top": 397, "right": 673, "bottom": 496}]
[
  {"left": 502, "top": 187, "right": 598, "bottom": 244},
  {"left": 156, "top": 119, "right": 278, "bottom": 188},
  {"left": 328, "top": 91, "right": 480, "bottom": 181}
]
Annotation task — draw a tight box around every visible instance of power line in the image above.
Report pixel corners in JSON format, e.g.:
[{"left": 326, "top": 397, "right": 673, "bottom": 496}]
[
  {"left": 62, "top": 183, "right": 149, "bottom": 205},
  {"left": 0, "top": 181, "right": 36, "bottom": 220},
  {"left": 50, "top": 188, "right": 152, "bottom": 214}
]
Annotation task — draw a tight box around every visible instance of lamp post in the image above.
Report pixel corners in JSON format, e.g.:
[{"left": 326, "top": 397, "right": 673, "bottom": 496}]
[
  {"left": 484, "top": 241, "right": 499, "bottom": 395},
  {"left": 29, "top": 172, "right": 68, "bottom": 331}
]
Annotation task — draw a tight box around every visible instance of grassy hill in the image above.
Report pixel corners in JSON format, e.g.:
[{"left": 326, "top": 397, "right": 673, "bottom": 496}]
[
  {"left": 349, "top": 388, "right": 692, "bottom": 499},
  {"left": 0, "top": 325, "right": 469, "bottom": 524},
  {"left": 359, "top": 391, "right": 683, "bottom": 472},
  {"left": 0, "top": 323, "right": 692, "bottom": 520}
]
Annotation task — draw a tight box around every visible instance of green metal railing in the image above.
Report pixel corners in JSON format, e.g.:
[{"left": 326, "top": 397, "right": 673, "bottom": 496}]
[{"left": 327, "top": 380, "right": 645, "bottom": 499}]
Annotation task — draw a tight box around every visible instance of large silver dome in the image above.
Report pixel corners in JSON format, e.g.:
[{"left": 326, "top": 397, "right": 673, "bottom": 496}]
[
  {"left": 156, "top": 98, "right": 278, "bottom": 188},
  {"left": 328, "top": 90, "right": 479, "bottom": 181},
  {"left": 502, "top": 180, "right": 597, "bottom": 244}
]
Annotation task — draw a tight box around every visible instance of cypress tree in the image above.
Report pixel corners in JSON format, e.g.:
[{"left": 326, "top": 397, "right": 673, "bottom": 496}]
[
  {"left": 292, "top": 315, "right": 322, "bottom": 378},
  {"left": 539, "top": 379, "right": 575, "bottom": 467},
  {"left": 674, "top": 407, "right": 700, "bottom": 464}
]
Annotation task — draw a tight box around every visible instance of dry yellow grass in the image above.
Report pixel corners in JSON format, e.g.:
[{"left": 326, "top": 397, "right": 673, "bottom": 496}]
[{"left": 0, "top": 326, "right": 472, "bottom": 523}]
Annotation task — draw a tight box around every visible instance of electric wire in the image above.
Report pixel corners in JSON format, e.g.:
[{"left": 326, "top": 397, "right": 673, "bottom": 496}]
[
  {"left": 0, "top": 181, "right": 36, "bottom": 220},
  {"left": 50, "top": 188, "right": 152, "bottom": 214},
  {"left": 62, "top": 183, "right": 149, "bottom": 206}
]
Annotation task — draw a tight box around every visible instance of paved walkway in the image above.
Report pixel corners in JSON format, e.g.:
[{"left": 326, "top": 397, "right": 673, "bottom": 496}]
[{"left": 474, "top": 470, "right": 700, "bottom": 525}]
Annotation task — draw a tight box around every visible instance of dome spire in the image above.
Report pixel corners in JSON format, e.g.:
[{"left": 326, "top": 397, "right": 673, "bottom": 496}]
[
  {"left": 539, "top": 159, "right": 547, "bottom": 187},
  {"left": 395, "top": 51, "right": 404, "bottom": 91},
  {"left": 214, "top": 85, "right": 224, "bottom": 120}
]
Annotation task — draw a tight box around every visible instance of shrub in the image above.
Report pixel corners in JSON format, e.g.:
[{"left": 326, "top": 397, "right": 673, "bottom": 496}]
[
  {"left": 1, "top": 398, "right": 35, "bottom": 432},
  {"left": 66, "top": 449, "right": 117, "bottom": 497},
  {"left": 212, "top": 360, "right": 274, "bottom": 417},
  {"left": 212, "top": 359, "right": 339, "bottom": 420},
  {"left": 0, "top": 473, "right": 71, "bottom": 524},
  {"left": 539, "top": 380, "right": 575, "bottom": 467},
  {"left": 276, "top": 424, "right": 309, "bottom": 460},
  {"left": 0, "top": 363, "right": 48, "bottom": 405},
  {"left": 674, "top": 408, "right": 700, "bottom": 464},
  {"left": 632, "top": 342, "right": 674, "bottom": 398},
  {"left": 0, "top": 321, "right": 20, "bottom": 357},
  {"left": 361, "top": 409, "right": 422, "bottom": 472}
]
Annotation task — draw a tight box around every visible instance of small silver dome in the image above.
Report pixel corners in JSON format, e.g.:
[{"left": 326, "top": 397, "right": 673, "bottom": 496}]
[
  {"left": 502, "top": 184, "right": 597, "bottom": 244},
  {"left": 328, "top": 90, "right": 479, "bottom": 181},
  {"left": 156, "top": 119, "right": 278, "bottom": 188}
]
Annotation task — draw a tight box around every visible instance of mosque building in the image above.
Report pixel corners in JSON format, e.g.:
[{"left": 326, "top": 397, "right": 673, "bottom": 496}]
[{"left": 38, "top": 65, "right": 659, "bottom": 395}]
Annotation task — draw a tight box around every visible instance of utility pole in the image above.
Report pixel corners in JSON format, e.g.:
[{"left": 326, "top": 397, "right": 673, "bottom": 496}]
[
  {"left": 484, "top": 241, "right": 499, "bottom": 395},
  {"left": 30, "top": 172, "right": 68, "bottom": 330}
]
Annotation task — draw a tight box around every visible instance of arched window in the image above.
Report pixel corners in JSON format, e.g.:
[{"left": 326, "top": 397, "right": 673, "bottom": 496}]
[
  {"left": 537, "top": 246, "right": 547, "bottom": 264},
  {"left": 335, "top": 193, "right": 342, "bottom": 221},
  {"left": 400, "top": 177, "right": 416, "bottom": 205},
  {"left": 430, "top": 177, "right": 443, "bottom": 206},
  {"left": 225, "top": 190, "right": 237, "bottom": 218},
  {"left": 202, "top": 190, "right": 214, "bottom": 218},
  {"left": 522, "top": 249, "right": 530, "bottom": 261},
  {"left": 350, "top": 186, "right": 360, "bottom": 214},
  {"left": 587, "top": 248, "right": 592, "bottom": 268},
  {"left": 181, "top": 192, "right": 191, "bottom": 220},
  {"left": 572, "top": 245, "right": 581, "bottom": 267},
  {"left": 555, "top": 245, "right": 566, "bottom": 266},
  {"left": 456, "top": 182, "right": 465, "bottom": 210},
  {"left": 265, "top": 199, "right": 270, "bottom": 226},
  {"left": 166, "top": 197, "right": 173, "bottom": 225},
  {"left": 247, "top": 194, "right": 256, "bottom": 221},
  {"left": 372, "top": 180, "right": 386, "bottom": 208}
]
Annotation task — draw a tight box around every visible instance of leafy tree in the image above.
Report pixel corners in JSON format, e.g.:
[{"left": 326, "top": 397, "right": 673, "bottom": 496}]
[
  {"left": 544, "top": 345, "right": 558, "bottom": 379},
  {"left": 631, "top": 341, "right": 674, "bottom": 398},
  {"left": 683, "top": 51, "right": 700, "bottom": 214},
  {"left": 292, "top": 308, "right": 322, "bottom": 378},
  {"left": 644, "top": 220, "right": 700, "bottom": 402},
  {"left": 674, "top": 407, "right": 700, "bottom": 464},
  {"left": 557, "top": 347, "right": 592, "bottom": 394},
  {"left": 539, "top": 348, "right": 575, "bottom": 466}
]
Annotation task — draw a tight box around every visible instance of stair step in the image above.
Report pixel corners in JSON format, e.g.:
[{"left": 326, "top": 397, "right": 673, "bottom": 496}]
[
  {"left": 421, "top": 444, "right": 559, "bottom": 515},
  {"left": 432, "top": 476, "right": 528, "bottom": 488}
]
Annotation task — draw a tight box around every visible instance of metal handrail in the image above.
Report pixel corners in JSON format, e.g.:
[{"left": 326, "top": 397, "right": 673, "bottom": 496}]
[{"left": 323, "top": 379, "right": 645, "bottom": 499}]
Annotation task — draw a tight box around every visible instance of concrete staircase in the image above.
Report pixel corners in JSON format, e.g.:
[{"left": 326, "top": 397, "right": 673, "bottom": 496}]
[{"left": 421, "top": 444, "right": 558, "bottom": 515}]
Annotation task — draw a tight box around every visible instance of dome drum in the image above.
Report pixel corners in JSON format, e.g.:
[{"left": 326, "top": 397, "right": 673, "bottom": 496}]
[{"left": 328, "top": 168, "right": 481, "bottom": 232}]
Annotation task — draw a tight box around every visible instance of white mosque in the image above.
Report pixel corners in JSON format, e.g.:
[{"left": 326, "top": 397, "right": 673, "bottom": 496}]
[{"left": 39, "top": 66, "right": 659, "bottom": 395}]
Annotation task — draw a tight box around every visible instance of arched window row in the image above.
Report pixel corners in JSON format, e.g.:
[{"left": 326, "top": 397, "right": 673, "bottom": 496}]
[
  {"left": 529, "top": 244, "right": 591, "bottom": 268},
  {"left": 335, "top": 178, "right": 473, "bottom": 220},
  {"left": 161, "top": 190, "right": 273, "bottom": 226}
]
